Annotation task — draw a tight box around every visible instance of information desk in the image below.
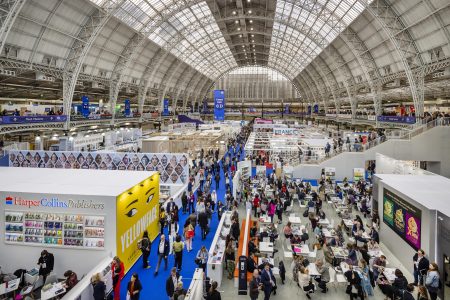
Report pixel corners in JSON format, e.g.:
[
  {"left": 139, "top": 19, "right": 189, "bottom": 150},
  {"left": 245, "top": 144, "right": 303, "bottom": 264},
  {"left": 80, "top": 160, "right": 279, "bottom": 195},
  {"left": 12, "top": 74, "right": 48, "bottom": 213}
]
[
  {"left": 41, "top": 282, "right": 65, "bottom": 300},
  {"left": 207, "top": 211, "right": 232, "bottom": 287}
]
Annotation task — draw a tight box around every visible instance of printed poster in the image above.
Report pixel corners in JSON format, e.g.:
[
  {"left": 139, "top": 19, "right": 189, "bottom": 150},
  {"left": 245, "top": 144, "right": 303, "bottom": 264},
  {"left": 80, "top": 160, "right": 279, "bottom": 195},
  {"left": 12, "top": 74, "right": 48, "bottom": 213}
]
[
  {"left": 382, "top": 188, "right": 421, "bottom": 250},
  {"left": 9, "top": 150, "right": 189, "bottom": 185}
]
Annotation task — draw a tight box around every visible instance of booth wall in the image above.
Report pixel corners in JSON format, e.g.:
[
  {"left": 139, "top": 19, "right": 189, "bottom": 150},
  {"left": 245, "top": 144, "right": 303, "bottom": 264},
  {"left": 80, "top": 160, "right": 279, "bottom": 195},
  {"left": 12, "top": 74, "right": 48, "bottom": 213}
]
[
  {"left": 377, "top": 181, "right": 436, "bottom": 273},
  {"left": 436, "top": 211, "right": 450, "bottom": 300},
  {"left": 292, "top": 127, "right": 450, "bottom": 180},
  {"left": 0, "top": 192, "right": 115, "bottom": 277}
]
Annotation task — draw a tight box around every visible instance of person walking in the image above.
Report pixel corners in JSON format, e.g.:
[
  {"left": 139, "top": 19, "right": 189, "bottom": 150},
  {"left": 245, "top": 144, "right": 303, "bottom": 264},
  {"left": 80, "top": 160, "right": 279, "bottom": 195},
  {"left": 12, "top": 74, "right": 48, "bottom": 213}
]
[
  {"left": 417, "top": 285, "right": 430, "bottom": 300},
  {"left": 344, "top": 265, "right": 364, "bottom": 300},
  {"left": 181, "top": 192, "right": 188, "bottom": 214},
  {"left": 249, "top": 270, "right": 261, "bottom": 300},
  {"left": 112, "top": 256, "right": 124, "bottom": 300},
  {"left": 425, "top": 263, "right": 441, "bottom": 300},
  {"left": 184, "top": 221, "right": 194, "bottom": 252},
  {"left": 38, "top": 250, "right": 54, "bottom": 283},
  {"left": 206, "top": 281, "right": 221, "bottom": 300},
  {"left": 225, "top": 243, "right": 236, "bottom": 279},
  {"left": 127, "top": 273, "right": 142, "bottom": 300},
  {"left": 198, "top": 210, "right": 209, "bottom": 240},
  {"left": 154, "top": 234, "right": 170, "bottom": 276},
  {"left": 196, "top": 246, "right": 208, "bottom": 272},
  {"left": 173, "top": 235, "right": 184, "bottom": 272},
  {"left": 139, "top": 230, "right": 151, "bottom": 269},
  {"left": 215, "top": 173, "right": 220, "bottom": 190},
  {"left": 260, "top": 263, "right": 276, "bottom": 300},
  {"left": 166, "top": 267, "right": 180, "bottom": 300},
  {"left": 188, "top": 191, "right": 195, "bottom": 214},
  {"left": 211, "top": 190, "right": 217, "bottom": 212}
]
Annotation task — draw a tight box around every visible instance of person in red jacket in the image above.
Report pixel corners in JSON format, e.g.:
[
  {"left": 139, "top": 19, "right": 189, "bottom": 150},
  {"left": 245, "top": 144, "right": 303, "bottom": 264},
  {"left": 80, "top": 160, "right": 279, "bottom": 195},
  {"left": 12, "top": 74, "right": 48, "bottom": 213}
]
[
  {"left": 112, "top": 256, "right": 125, "bottom": 300},
  {"left": 253, "top": 194, "right": 260, "bottom": 218}
]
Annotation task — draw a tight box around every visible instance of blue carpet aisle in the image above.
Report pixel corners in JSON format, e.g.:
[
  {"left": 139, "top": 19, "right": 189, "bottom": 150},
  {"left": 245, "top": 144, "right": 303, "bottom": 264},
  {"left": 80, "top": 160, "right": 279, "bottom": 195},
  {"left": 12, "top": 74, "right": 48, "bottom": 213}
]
[{"left": 120, "top": 145, "right": 245, "bottom": 300}]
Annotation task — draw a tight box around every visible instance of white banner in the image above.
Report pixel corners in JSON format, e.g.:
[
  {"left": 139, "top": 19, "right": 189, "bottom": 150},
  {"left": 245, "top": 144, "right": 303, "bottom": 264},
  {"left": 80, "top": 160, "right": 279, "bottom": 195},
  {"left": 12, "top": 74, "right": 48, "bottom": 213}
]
[
  {"left": 168, "top": 123, "right": 196, "bottom": 132},
  {"left": 9, "top": 150, "right": 189, "bottom": 185},
  {"left": 237, "top": 160, "right": 252, "bottom": 179},
  {"left": 273, "top": 127, "right": 299, "bottom": 136}
]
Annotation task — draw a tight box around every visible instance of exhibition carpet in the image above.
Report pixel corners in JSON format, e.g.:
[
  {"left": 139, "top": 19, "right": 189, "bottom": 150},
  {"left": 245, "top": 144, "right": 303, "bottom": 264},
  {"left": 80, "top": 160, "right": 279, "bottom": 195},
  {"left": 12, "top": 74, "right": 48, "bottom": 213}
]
[{"left": 119, "top": 145, "right": 244, "bottom": 300}]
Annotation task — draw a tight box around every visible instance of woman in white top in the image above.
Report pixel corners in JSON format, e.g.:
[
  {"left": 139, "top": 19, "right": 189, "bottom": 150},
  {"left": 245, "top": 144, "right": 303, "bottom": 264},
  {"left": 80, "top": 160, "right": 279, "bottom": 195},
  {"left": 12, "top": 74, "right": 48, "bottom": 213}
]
[
  {"left": 211, "top": 190, "right": 217, "bottom": 212},
  {"left": 298, "top": 266, "right": 315, "bottom": 298}
]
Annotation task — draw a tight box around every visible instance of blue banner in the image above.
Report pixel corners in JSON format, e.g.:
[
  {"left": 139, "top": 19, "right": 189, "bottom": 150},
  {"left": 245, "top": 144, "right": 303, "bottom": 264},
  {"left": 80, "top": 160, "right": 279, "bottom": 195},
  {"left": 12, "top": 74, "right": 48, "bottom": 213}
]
[
  {"left": 214, "top": 90, "right": 225, "bottom": 121},
  {"left": 284, "top": 104, "right": 290, "bottom": 114},
  {"left": 0, "top": 115, "right": 67, "bottom": 125},
  {"left": 313, "top": 104, "right": 319, "bottom": 114},
  {"left": 377, "top": 115, "right": 416, "bottom": 124},
  {"left": 81, "top": 95, "right": 90, "bottom": 117},
  {"left": 307, "top": 105, "right": 312, "bottom": 115},
  {"left": 124, "top": 99, "right": 131, "bottom": 116},
  {"left": 163, "top": 98, "right": 169, "bottom": 116}
]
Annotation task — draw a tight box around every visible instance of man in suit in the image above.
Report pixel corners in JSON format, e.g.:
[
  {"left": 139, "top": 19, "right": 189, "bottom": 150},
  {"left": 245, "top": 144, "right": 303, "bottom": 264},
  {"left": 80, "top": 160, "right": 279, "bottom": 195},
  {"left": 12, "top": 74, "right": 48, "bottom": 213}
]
[
  {"left": 413, "top": 249, "right": 430, "bottom": 285},
  {"left": 260, "top": 263, "right": 276, "bottom": 300},
  {"left": 230, "top": 218, "right": 240, "bottom": 245},
  {"left": 249, "top": 270, "right": 261, "bottom": 300},
  {"left": 154, "top": 234, "right": 170, "bottom": 276},
  {"left": 38, "top": 250, "right": 54, "bottom": 282},
  {"left": 166, "top": 267, "right": 180, "bottom": 300},
  {"left": 166, "top": 198, "right": 176, "bottom": 214},
  {"left": 247, "top": 253, "right": 257, "bottom": 273},
  {"left": 198, "top": 211, "right": 208, "bottom": 240}
]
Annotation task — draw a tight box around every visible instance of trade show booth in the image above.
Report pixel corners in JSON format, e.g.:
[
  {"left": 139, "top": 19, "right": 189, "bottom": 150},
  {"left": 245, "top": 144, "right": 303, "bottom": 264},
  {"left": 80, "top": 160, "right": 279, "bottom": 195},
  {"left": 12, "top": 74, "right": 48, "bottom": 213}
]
[
  {"left": 0, "top": 167, "right": 160, "bottom": 276},
  {"left": 374, "top": 173, "right": 450, "bottom": 273}
]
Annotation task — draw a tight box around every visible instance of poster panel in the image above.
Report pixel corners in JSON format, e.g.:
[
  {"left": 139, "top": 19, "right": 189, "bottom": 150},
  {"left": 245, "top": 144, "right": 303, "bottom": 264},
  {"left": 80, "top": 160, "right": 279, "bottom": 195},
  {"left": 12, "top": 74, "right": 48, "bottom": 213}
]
[
  {"left": 9, "top": 150, "right": 189, "bottom": 185},
  {"left": 214, "top": 90, "right": 225, "bottom": 121},
  {"left": 256, "top": 165, "right": 266, "bottom": 178},
  {"left": 353, "top": 168, "right": 365, "bottom": 181},
  {"left": 382, "top": 188, "right": 421, "bottom": 250},
  {"left": 116, "top": 173, "right": 160, "bottom": 272}
]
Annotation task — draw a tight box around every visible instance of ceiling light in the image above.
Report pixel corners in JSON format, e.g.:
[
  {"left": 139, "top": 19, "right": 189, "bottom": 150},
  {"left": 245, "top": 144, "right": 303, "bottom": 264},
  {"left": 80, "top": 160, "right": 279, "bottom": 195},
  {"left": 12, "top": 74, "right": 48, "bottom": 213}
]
[
  {"left": 232, "top": 11, "right": 237, "bottom": 15},
  {"left": 239, "top": 34, "right": 243, "bottom": 37},
  {"left": 249, "top": 20, "right": 253, "bottom": 23},
  {"left": 251, "top": 34, "right": 254, "bottom": 37},
  {"left": 250, "top": 27, "right": 254, "bottom": 31},
  {"left": 252, "top": 40, "right": 255, "bottom": 42},
  {"left": 248, "top": 10, "right": 252, "bottom": 14},
  {"left": 237, "top": 27, "right": 241, "bottom": 31},
  {"left": 235, "top": 20, "right": 239, "bottom": 24},
  {"left": 242, "top": 45, "right": 245, "bottom": 47},
  {"left": 247, "top": 0, "right": 251, "bottom": 2}
]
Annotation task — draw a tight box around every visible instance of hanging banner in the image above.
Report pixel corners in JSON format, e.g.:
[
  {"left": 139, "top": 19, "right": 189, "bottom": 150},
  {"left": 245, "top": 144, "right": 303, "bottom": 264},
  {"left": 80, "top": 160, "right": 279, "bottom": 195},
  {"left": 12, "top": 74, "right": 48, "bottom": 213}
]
[
  {"left": 124, "top": 99, "right": 131, "bottom": 117},
  {"left": 82, "top": 96, "right": 90, "bottom": 117},
  {"left": 377, "top": 116, "right": 416, "bottom": 124},
  {"left": 307, "top": 105, "right": 312, "bottom": 115},
  {"left": 273, "top": 127, "right": 299, "bottom": 136},
  {"left": 0, "top": 115, "right": 67, "bottom": 125},
  {"left": 313, "top": 104, "right": 319, "bottom": 114},
  {"left": 213, "top": 90, "right": 225, "bottom": 121},
  {"left": 284, "top": 104, "right": 290, "bottom": 114},
  {"left": 383, "top": 188, "right": 421, "bottom": 250},
  {"left": 9, "top": 150, "right": 189, "bottom": 185},
  {"left": 163, "top": 98, "right": 169, "bottom": 116},
  {"left": 353, "top": 168, "right": 365, "bottom": 182}
]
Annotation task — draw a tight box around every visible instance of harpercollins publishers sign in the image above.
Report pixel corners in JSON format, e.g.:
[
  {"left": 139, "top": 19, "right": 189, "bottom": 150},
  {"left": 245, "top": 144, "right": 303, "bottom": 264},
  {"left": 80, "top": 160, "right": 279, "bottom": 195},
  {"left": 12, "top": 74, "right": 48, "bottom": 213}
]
[
  {"left": 273, "top": 127, "right": 299, "bottom": 136},
  {"left": 5, "top": 196, "right": 105, "bottom": 210}
]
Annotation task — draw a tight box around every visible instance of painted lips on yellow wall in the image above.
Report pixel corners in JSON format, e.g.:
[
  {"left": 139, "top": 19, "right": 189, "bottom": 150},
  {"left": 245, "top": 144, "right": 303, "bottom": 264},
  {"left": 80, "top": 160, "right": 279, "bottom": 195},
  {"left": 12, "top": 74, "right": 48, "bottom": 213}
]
[{"left": 116, "top": 173, "right": 160, "bottom": 272}]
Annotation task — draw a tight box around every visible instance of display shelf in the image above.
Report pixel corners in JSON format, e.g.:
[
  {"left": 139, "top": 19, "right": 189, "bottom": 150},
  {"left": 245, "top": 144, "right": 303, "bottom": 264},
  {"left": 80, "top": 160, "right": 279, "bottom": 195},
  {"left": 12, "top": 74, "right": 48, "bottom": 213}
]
[{"left": 4, "top": 210, "right": 105, "bottom": 250}]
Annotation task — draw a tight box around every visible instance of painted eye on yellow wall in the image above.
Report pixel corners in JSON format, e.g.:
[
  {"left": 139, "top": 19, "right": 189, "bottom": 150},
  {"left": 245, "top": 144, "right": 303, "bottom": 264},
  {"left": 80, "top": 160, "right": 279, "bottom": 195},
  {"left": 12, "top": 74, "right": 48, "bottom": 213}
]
[
  {"left": 147, "top": 194, "right": 154, "bottom": 204},
  {"left": 125, "top": 208, "right": 138, "bottom": 217}
]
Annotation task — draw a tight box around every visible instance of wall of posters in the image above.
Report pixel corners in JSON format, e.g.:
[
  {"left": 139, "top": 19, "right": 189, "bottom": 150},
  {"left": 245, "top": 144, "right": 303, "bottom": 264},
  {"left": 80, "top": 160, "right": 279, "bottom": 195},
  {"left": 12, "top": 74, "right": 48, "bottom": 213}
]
[
  {"left": 116, "top": 173, "right": 159, "bottom": 272},
  {"left": 9, "top": 150, "right": 189, "bottom": 185},
  {"left": 383, "top": 188, "right": 421, "bottom": 250}
]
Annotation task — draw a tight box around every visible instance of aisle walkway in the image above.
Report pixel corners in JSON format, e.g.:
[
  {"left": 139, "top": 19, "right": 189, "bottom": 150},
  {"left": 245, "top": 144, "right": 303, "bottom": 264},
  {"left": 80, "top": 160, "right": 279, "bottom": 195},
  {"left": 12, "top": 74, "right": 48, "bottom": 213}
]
[{"left": 119, "top": 145, "right": 245, "bottom": 300}]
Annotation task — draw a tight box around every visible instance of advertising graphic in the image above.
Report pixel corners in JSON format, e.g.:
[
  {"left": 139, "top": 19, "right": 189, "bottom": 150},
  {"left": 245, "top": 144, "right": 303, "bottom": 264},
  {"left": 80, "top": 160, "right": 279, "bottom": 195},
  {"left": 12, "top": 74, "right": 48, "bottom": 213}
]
[
  {"left": 214, "top": 90, "right": 225, "bottom": 121},
  {"left": 116, "top": 173, "right": 159, "bottom": 272},
  {"left": 9, "top": 150, "right": 189, "bottom": 185},
  {"left": 124, "top": 99, "right": 131, "bottom": 117},
  {"left": 82, "top": 96, "right": 90, "bottom": 117},
  {"left": 163, "top": 98, "right": 169, "bottom": 116},
  {"left": 383, "top": 188, "right": 421, "bottom": 250},
  {"left": 313, "top": 104, "right": 319, "bottom": 114}
]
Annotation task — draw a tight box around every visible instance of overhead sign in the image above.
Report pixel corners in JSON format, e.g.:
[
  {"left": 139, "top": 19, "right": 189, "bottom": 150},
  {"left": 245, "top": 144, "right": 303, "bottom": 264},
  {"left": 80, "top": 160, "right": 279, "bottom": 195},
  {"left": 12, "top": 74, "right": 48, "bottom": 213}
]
[
  {"left": 0, "top": 115, "right": 67, "bottom": 125},
  {"left": 307, "top": 105, "right": 312, "bottom": 115},
  {"left": 273, "top": 127, "right": 299, "bottom": 136},
  {"left": 213, "top": 90, "right": 225, "bottom": 121},
  {"left": 163, "top": 98, "right": 169, "bottom": 116},
  {"left": 5, "top": 195, "right": 105, "bottom": 210},
  {"left": 377, "top": 115, "right": 416, "bottom": 124},
  {"left": 124, "top": 99, "right": 131, "bottom": 116},
  {"left": 313, "top": 104, "right": 319, "bottom": 114},
  {"left": 82, "top": 96, "right": 90, "bottom": 117},
  {"left": 116, "top": 173, "right": 159, "bottom": 272}
]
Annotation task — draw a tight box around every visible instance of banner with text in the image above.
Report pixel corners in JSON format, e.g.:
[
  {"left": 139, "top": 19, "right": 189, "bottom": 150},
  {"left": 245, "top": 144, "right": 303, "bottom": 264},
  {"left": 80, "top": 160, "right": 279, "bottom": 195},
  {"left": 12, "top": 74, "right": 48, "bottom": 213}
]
[
  {"left": 214, "top": 90, "right": 225, "bottom": 121},
  {"left": 82, "top": 96, "right": 90, "bottom": 117},
  {"left": 124, "top": 99, "right": 131, "bottom": 116},
  {"left": 0, "top": 115, "right": 67, "bottom": 125},
  {"left": 273, "top": 127, "right": 299, "bottom": 136},
  {"left": 9, "top": 150, "right": 189, "bottom": 185},
  {"left": 163, "top": 98, "right": 169, "bottom": 116}
]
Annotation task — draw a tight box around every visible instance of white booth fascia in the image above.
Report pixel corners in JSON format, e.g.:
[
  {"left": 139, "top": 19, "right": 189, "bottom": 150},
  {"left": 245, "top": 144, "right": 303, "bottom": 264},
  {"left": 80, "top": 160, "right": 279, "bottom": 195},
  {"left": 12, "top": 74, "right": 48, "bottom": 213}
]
[
  {"left": 375, "top": 174, "right": 450, "bottom": 273},
  {"left": 0, "top": 167, "right": 155, "bottom": 277}
]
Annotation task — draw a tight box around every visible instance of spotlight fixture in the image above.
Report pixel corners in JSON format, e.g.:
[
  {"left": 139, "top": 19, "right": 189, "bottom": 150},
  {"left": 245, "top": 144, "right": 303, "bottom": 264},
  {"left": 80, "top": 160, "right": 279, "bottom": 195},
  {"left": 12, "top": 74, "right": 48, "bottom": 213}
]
[
  {"left": 239, "top": 34, "right": 243, "bottom": 37},
  {"left": 237, "top": 27, "right": 241, "bottom": 31},
  {"left": 250, "top": 27, "right": 254, "bottom": 30},
  {"left": 248, "top": 10, "right": 252, "bottom": 14},
  {"left": 235, "top": 20, "right": 239, "bottom": 24},
  {"left": 249, "top": 20, "right": 253, "bottom": 23},
  {"left": 232, "top": 11, "right": 237, "bottom": 15}
]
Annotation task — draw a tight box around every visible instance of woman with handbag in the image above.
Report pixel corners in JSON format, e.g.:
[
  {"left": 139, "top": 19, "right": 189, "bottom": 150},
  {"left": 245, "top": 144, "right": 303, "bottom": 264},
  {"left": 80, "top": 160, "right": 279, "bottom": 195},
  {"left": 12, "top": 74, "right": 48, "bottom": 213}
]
[
  {"left": 196, "top": 246, "right": 208, "bottom": 272},
  {"left": 184, "top": 221, "right": 194, "bottom": 252}
]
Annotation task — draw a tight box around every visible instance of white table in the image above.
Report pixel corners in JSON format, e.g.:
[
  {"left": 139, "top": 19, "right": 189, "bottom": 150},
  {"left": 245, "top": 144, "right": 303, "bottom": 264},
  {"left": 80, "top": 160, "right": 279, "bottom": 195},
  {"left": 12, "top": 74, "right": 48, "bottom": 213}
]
[
  {"left": 322, "top": 228, "right": 333, "bottom": 238},
  {"left": 259, "top": 242, "right": 274, "bottom": 254},
  {"left": 24, "top": 268, "right": 39, "bottom": 285},
  {"left": 259, "top": 215, "right": 272, "bottom": 224},
  {"left": 288, "top": 216, "right": 302, "bottom": 225},
  {"left": 307, "top": 263, "right": 321, "bottom": 276},
  {"left": 318, "top": 218, "right": 330, "bottom": 226},
  {"left": 342, "top": 219, "right": 354, "bottom": 229},
  {"left": 383, "top": 268, "right": 397, "bottom": 282},
  {"left": 40, "top": 282, "right": 66, "bottom": 300},
  {"left": 293, "top": 244, "right": 310, "bottom": 255},
  {"left": 368, "top": 249, "right": 384, "bottom": 258},
  {"left": 0, "top": 278, "right": 20, "bottom": 296}
]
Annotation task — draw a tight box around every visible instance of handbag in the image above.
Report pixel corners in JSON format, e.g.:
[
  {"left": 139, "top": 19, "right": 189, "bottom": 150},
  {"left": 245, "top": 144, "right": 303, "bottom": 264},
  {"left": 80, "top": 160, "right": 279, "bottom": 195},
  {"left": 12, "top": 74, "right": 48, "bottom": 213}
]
[
  {"left": 195, "top": 258, "right": 201, "bottom": 265},
  {"left": 187, "top": 229, "right": 194, "bottom": 238}
]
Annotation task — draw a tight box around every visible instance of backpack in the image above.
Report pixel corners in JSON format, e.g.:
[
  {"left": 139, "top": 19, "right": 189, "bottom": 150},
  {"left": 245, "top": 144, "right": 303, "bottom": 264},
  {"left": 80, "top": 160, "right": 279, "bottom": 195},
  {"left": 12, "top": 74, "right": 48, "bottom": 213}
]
[{"left": 138, "top": 237, "right": 149, "bottom": 251}]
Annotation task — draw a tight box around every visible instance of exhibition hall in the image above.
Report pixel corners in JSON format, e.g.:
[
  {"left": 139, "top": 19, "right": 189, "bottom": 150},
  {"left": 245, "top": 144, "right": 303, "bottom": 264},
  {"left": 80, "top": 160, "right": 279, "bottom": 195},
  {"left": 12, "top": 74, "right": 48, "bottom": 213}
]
[{"left": 0, "top": 0, "right": 450, "bottom": 300}]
